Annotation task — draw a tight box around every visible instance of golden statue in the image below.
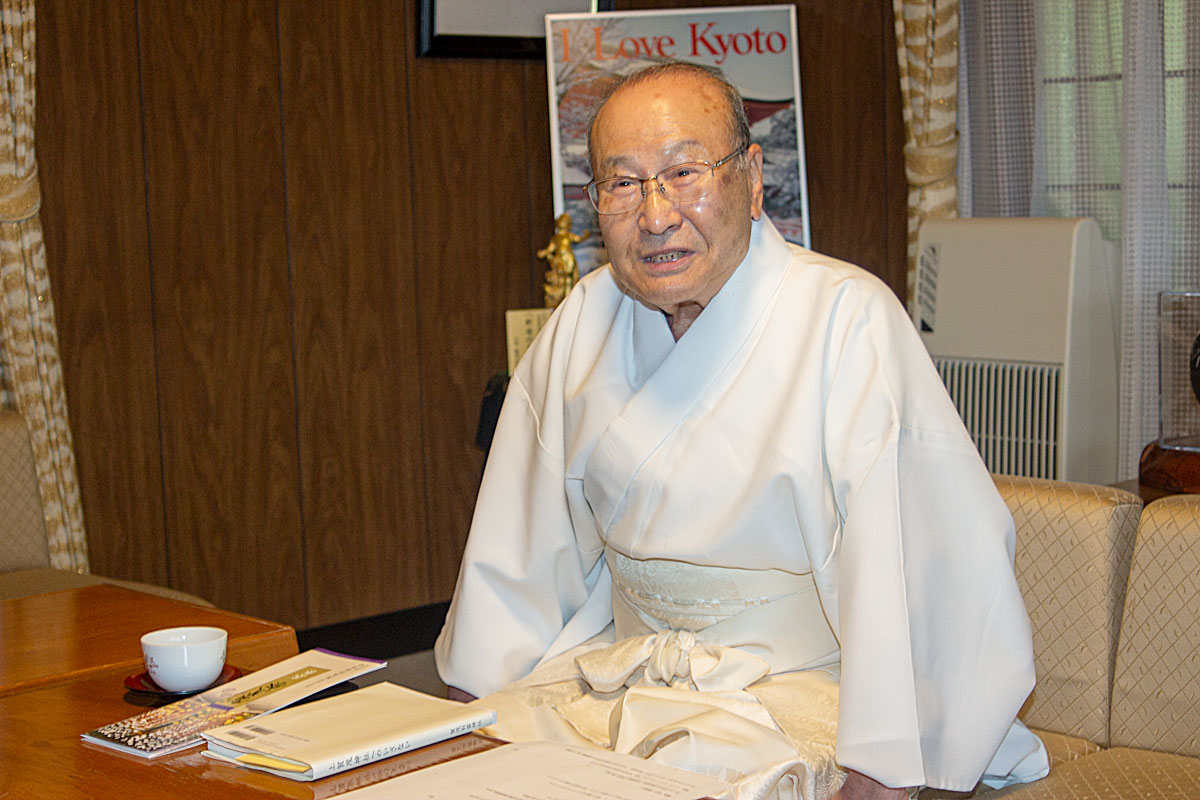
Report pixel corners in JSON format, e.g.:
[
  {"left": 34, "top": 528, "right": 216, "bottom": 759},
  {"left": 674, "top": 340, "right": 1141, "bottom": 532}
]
[{"left": 538, "top": 213, "right": 589, "bottom": 308}]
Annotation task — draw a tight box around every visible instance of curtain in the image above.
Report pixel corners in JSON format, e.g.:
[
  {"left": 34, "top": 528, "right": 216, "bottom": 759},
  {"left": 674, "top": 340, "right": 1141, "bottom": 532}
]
[
  {"left": 893, "top": 0, "right": 960, "bottom": 311},
  {"left": 0, "top": 0, "right": 87, "bottom": 570},
  {"left": 956, "top": 1, "right": 1041, "bottom": 219},
  {"left": 960, "top": 0, "right": 1200, "bottom": 480}
]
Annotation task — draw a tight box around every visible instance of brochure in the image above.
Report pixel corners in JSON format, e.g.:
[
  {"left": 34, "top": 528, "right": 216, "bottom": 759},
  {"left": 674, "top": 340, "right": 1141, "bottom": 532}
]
[
  {"left": 81, "top": 649, "right": 385, "bottom": 758},
  {"left": 335, "top": 740, "right": 734, "bottom": 800},
  {"left": 202, "top": 682, "right": 496, "bottom": 781}
]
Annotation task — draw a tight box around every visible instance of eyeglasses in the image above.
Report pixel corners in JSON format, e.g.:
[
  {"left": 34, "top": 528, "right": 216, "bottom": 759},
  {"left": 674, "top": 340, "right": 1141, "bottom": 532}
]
[{"left": 585, "top": 146, "right": 747, "bottom": 216}]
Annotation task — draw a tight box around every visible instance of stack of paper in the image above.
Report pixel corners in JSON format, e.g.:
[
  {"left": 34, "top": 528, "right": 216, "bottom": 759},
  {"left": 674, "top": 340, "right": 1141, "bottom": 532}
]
[
  {"left": 202, "top": 682, "right": 497, "bottom": 781},
  {"left": 337, "top": 740, "right": 734, "bottom": 800},
  {"left": 82, "top": 649, "right": 385, "bottom": 758}
]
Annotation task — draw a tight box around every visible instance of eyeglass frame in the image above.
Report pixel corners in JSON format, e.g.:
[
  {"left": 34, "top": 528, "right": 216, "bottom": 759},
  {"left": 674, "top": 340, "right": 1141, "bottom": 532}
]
[{"left": 584, "top": 145, "right": 748, "bottom": 216}]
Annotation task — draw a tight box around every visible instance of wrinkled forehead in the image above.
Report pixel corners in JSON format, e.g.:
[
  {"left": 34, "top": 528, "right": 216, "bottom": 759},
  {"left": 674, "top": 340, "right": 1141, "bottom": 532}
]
[{"left": 589, "top": 74, "right": 734, "bottom": 173}]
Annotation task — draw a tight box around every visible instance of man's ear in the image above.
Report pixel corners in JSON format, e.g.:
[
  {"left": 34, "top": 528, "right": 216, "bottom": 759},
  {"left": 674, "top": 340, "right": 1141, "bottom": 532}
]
[{"left": 746, "top": 143, "right": 765, "bottom": 220}]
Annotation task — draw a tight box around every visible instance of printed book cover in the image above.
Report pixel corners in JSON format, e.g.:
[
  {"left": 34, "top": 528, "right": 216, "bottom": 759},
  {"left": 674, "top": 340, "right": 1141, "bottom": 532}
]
[
  {"left": 202, "top": 682, "right": 497, "bottom": 781},
  {"left": 81, "top": 649, "right": 385, "bottom": 758}
]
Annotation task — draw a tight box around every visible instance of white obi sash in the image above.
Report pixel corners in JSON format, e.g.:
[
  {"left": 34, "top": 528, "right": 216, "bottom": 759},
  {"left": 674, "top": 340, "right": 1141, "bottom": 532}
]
[
  {"left": 576, "top": 550, "right": 840, "bottom": 695},
  {"left": 476, "top": 549, "right": 846, "bottom": 799}
]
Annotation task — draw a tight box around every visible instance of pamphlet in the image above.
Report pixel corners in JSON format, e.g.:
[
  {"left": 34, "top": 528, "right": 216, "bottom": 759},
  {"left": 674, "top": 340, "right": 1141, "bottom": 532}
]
[
  {"left": 81, "top": 649, "right": 384, "bottom": 758},
  {"left": 505, "top": 308, "right": 553, "bottom": 373},
  {"left": 335, "top": 740, "right": 734, "bottom": 800},
  {"left": 202, "top": 682, "right": 496, "bottom": 781}
]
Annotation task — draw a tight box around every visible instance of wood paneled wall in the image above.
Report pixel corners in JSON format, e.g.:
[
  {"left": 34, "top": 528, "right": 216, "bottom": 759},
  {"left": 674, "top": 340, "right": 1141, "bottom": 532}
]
[{"left": 35, "top": 0, "right": 904, "bottom": 630}]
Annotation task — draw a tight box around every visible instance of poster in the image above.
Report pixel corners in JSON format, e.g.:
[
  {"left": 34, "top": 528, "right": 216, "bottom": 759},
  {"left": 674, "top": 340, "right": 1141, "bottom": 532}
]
[{"left": 545, "top": 5, "right": 810, "bottom": 278}]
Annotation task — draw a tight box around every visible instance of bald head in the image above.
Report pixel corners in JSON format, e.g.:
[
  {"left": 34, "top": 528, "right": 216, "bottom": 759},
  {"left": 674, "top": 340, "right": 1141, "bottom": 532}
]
[{"left": 587, "top": 63, "right": 750, "bottom": 175}]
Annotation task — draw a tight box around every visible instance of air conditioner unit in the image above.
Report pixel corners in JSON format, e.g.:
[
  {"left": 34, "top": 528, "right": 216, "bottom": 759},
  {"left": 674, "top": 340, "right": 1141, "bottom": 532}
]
[{"left": 913, "top": 217, "right": 1120, "bottom": 484}]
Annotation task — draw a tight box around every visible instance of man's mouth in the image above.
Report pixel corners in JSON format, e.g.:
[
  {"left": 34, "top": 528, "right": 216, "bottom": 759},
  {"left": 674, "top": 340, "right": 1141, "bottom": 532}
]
[{"left": 643, "top": 251, "right": 688, "bottom": 264}]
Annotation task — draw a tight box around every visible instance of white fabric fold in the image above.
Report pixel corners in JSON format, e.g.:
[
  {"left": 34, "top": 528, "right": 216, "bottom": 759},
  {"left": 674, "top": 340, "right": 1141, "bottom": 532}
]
[{"left": 576, "top": 630, "right": 771, "bottom": 693}]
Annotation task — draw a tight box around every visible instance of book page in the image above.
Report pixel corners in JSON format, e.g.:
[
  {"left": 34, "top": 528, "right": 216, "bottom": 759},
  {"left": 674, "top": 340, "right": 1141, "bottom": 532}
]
[{"left": 337, "top": 740, "right": 732, "bottom": 800}]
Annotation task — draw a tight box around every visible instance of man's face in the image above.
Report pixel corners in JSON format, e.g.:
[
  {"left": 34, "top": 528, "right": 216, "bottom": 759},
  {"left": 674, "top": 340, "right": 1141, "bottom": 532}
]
[{"left": 590, "top": 73, "right": 764, "bottom": 318}]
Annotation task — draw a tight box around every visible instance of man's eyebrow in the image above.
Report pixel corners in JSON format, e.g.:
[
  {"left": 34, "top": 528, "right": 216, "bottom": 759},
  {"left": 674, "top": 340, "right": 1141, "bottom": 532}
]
[
  {"left": 597, "top": 140, "right": 707, "bottom": 175},
  {"left": 598, "top": 153, "right": 653, "bottom": 174},
  {"left": 597, "top": 156, "right": 637, "bottom": 175}
]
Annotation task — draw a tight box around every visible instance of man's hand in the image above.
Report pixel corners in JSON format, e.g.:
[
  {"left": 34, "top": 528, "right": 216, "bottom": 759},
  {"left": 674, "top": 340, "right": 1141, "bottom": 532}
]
[
  {"left": 447, "top": 686, "right": 477, "bottom": 703},
  {"left": 834, "top": 770, "right": 908, "bottom": 800}
]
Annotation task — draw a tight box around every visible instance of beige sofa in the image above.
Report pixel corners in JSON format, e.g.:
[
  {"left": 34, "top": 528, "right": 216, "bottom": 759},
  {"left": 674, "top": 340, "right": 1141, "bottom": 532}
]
[
  {"left": 983, "top": 477, "right": 1200, "bottom": 798},
  {"left": 0, "top": 409, "right": 211, "bottom": 605}
]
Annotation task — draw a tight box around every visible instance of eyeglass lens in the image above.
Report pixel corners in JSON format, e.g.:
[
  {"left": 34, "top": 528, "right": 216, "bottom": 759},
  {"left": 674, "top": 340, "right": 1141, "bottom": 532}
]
[
  {"left": 587, "top": 147, "right": 744, "bottom": 215},
  {"left": 590, "top": 163, "right": 712, "bottom": 214}
]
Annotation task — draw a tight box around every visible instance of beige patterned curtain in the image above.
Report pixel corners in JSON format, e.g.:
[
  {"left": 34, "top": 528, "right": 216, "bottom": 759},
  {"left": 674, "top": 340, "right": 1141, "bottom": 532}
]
[
  {"left": 893, "top": 0, "right": 960, "bottom": 310},
  {"left": 0, "top": 0, "right": 87, "bottom": 571}
]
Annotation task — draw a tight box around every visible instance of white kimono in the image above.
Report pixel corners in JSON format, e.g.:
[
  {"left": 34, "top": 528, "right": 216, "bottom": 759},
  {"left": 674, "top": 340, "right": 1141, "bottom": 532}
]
[{"left": 436, "top": 216, "right": 1048, "bottom": 799}]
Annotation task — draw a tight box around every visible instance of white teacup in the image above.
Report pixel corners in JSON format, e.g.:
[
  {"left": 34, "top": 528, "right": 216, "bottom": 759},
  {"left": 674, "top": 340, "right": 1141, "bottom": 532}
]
[{"left": 140, "top": 626, "right": 227, "bottom": 692}]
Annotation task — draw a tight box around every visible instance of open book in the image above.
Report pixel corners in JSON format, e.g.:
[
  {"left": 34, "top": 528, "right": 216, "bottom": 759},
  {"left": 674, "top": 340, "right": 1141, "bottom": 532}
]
[
  {"left": 202, "top": 682, "right": 496, "bottom": 781},
  {"left": 82, "top": 649, "right": 384, "bottom": 758}
]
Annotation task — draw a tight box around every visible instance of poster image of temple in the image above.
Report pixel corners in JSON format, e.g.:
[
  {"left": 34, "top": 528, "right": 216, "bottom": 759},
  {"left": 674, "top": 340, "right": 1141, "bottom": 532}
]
[{"left": 545, "top": 5, "right": 810, "bottom": 278}]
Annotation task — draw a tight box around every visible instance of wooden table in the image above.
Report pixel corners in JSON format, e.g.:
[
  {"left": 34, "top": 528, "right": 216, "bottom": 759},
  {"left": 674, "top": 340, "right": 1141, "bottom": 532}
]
[
  {"left": 0, "top": 669, "right": 502, "bottom": 799},
  {"left": 2, "top": 586, "right": 703, "bottom": 799},
  {"left": 0, "top": 584, "right": 298, "bottom": 697},
  {"left": 0, "top": 583, "right": 503, "bottom": 798}
]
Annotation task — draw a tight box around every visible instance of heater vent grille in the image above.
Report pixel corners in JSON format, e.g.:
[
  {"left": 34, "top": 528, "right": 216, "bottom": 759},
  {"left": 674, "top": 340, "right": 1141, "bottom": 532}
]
[{"left": 934, "top": 357, "right": 1062, "bottom": 479}]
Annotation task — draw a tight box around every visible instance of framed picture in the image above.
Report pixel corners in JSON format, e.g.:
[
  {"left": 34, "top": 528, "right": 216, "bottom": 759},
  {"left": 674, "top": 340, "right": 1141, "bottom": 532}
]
[
  {"left": 418, "top": 0, "right": 614, "bottom": 59},
  {"left": 546, "top": 5, "right": 811, "bottom": 277}
]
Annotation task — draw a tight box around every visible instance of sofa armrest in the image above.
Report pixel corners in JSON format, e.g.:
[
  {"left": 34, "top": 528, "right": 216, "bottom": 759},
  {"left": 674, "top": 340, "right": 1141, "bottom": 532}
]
[
  {"left": 993, "top": 475, "right": 1141, "bottom": 745},
  {"left": 1109, "top": 495, "right": 1200, "bottom": 756}
]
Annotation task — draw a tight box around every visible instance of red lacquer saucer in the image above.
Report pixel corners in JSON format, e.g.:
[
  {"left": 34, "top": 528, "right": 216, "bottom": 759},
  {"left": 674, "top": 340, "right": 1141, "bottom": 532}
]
[{"left": 123, "top": 664, "right": 242, "bottom": 697}]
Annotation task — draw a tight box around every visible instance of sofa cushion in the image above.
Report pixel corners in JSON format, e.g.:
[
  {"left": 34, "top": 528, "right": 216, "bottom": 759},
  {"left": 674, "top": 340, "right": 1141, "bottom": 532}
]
[
  {"left": 1029, "top": 728, "right": 1104, "bottom": 769},
  {"left": 993, "top": 476, "right": 1141, "bottom": 746},
  {"left": 984, "top": 748, "right": 1200, "bottom": 799},
  {"left": 1110, "top": 495, "right": 1200, "bottom": 755}
]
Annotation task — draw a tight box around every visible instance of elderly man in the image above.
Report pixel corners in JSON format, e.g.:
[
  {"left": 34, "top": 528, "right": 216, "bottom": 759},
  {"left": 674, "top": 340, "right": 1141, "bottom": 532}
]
[{"left": 436, "top": 63, "right": 1048, "bottom": 800}]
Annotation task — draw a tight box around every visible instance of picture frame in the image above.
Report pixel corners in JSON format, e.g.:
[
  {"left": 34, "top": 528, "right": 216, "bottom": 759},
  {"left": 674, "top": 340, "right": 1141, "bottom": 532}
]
[{"left": 418, "top": 0, "right": 614, "bottom": 59}]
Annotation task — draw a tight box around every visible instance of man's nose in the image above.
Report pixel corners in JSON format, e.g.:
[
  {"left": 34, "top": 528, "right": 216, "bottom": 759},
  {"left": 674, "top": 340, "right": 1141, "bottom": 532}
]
[{"left": 638, "top": 179, "right": 681, "bottom": 234}]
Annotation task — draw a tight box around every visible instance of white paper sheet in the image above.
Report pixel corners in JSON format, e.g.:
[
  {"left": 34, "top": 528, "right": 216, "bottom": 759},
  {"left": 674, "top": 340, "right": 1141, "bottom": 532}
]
[{"left": 336, "top": 740, "right": 732, "bottom": 800}]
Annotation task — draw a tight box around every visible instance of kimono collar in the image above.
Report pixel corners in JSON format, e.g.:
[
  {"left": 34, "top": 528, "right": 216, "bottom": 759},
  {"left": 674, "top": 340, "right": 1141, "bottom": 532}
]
[
  {"left": 629, "top": 215, "right": 792, "bottom": 381},
  {"left": 587, "top": 215, "right": 794, "bottom": 534}
]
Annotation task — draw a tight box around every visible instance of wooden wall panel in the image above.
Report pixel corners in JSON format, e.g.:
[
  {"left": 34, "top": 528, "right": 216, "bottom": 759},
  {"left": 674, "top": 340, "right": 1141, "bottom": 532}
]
[
  {"left": 137, "top": 1, "right": 305, "bottom": 627},
  {"left": 522, "top": 60, "right": 558, "bottom": 291},
  {"left": 793, "top": 0, "right": 906, "bottom": 294},
  {"left": 878, "top": 0, "right": 908, "bottom": 300},
  {"left": 404, "top": 50, "right": 546, "bottom": 601},
  {"left": 37, "top": 0, "right": 168, "bottom": 585},
  {"left": 278, "top": 1, "right": 431, "bottom": 626}
]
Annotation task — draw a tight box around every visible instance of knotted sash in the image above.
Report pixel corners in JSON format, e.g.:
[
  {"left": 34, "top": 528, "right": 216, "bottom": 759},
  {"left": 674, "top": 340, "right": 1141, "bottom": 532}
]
[
  {"left": 601, "top": 549, "right": 841, "bottom": 684},
  {"left": 577, "top": 629, "right": 771, "bottom": 693}
]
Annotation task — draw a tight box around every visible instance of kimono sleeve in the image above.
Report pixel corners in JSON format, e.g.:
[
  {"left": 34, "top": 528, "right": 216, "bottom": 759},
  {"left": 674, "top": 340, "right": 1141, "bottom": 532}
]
[
  {"left": 820, "top": 281, "right": 1037, "bottom": 791},
  {"left": 434, "top": 370, "right": 608, "bottom": 699}
]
